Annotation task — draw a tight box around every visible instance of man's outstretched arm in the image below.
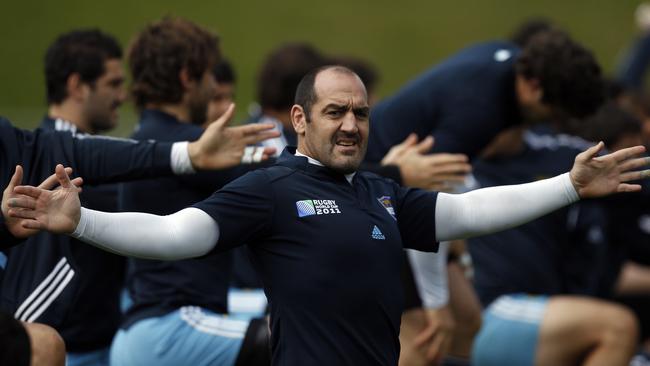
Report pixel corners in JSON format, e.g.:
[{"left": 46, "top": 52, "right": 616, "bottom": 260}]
[
  {"left": 72, "top": 103, "right": 279, "bottom": 183},
  {"left": 6, "top": 164, "right": 219, "bottom": 258},
  {"left": 435, "top": 142, "right": 649, "bottom": 241}
]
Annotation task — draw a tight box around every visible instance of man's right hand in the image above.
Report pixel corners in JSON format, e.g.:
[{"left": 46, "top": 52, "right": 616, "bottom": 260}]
[
  {"left": 6, "top": 165, "right": 82, "bottom": 235},
  {"left": 381, "top": 134, "right": 471, "bottom": 191},
  {"left": 188, "top": 103, "right": 281, "bottom": 170}
]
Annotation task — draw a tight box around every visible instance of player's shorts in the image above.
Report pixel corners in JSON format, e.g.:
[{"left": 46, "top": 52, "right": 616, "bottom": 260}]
[
  {"left": 471, "top": 294, "right": 549, "bottom": 366},
  {"left": 109, "top": 306, "right": 248, "bottom": 366}
]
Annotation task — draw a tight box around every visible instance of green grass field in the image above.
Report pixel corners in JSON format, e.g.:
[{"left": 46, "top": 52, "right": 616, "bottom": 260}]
[{"left": 0, "top": 0, "right": 645, "bottom": 135}]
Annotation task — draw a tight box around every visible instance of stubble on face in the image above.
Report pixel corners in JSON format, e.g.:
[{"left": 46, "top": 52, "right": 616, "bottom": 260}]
[
  {"left": 83, "top": 59, "right": 125, "bottom": 133},
  {"left": 189, "top": 71, "right": 218, "bottom": 125}
]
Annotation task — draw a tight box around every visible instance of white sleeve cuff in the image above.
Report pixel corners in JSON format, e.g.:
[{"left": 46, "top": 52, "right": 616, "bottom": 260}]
[{"left": 170, "top": 141, "right": 196, "bottom": 175}]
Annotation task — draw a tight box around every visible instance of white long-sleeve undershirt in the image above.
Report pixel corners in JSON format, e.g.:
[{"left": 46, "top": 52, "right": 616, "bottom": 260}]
[{"left": 71, "top": 173, "right": 579, "bottom": 260}]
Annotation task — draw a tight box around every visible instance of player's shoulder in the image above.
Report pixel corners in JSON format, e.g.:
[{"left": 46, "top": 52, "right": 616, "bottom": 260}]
[
  {"left": 357, "top": 170, "right": 401, "bottom": 190},
  {"left": 236, "top": 164, "right": 298, "bottom": 185}
]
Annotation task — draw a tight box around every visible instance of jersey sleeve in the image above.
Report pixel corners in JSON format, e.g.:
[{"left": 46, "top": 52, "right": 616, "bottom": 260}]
[
  {"left": 396, "top": 186, "right": 439, "bottom": 252},
  {"left": 192, "top": 169, "right": 273, "bottom": 252},
  {"left": 70, "top": 135, "right": 174, "bottom": 184}
]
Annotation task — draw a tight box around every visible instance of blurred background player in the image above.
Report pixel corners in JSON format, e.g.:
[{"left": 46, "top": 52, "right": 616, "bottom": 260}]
[
  {"left": 370, "top": 25, "right": 606, "bottom": 366},
  {"left": 1, "top": 29, "right": 128, "bottom": 366},
  {"left": 112, "top": 18, "right": 270, "bottom": 366},
  {"left": 205, "top": 59, "right": 236, "bottom": 126}
]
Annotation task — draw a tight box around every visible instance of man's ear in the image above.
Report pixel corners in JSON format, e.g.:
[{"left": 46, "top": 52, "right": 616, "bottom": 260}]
[
  {"left": 528, "top": 78, "right": 544, "bottom": 102},
  {"left": 291, "top": 105, "right": 307, "bottom": 135},
  {"left": 66, "top": 73, "right": 88, "bottom": 101},
  {"left": 179, "top": 68, "right": 194, "bottom": 91}
]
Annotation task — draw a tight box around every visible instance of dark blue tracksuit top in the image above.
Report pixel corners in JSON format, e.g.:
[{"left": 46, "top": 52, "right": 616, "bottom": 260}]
[
  {"left": 0, "top": 116, "right": 173, "bottom": 351},
  {"left": 194, "top": 147, "right": 439, "bottom": 366}
]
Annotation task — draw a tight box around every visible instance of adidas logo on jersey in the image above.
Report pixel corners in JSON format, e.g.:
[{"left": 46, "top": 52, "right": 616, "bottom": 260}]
[{"left": 371, "top": 225, "right": 385, "bottom": 240}]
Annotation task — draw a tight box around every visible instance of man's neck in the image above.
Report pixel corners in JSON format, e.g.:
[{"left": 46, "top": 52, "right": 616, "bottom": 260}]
[
  {"left": 295, "top": 149, "right": 356, "bottom": 183},
  {"left": 147, "top": 103, "right": 191, "bottom": 124},
  {"left": 48, "top": 102, "right": 90, "bottom": 133}
]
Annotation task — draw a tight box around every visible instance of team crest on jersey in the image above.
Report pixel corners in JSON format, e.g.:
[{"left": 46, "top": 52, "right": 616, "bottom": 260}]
[
  {"left": 377, "top": 196, "right": 396, "bottom": 220},
  {"left": 296, "top": 199, "right": 341, "bottom": 218}
]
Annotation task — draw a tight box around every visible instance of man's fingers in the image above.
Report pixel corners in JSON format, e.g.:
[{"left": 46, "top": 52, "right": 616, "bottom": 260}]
[
  {"left": 6, "top": 165, "right": 23, "bottom": 193},
  {"left": 211, "top": 103, "right": 235, "bottom": 129},
  {"left": 425, "top": 332, "right": 445, "bottom": 361},
  {"left": 617, "top": 183, "right": 642, "bottom": 192},
  {"left": 413, "top": 325, "right": 436, "bottom": 347},
  {"left": 21, "top": 220, "right": 44, "bottom": 231},
  {"left": 55, "top": 164, "right": 73, "bottom": 189},
  {"left": 38, "top": 167, "right": 78, "bottom": 190},
  {"left": 8, "top": 207, "right": 37, "bottom": 220},
  {"left": 414, "top": 136, "right": 434, "bottom": 154},
  {"left": 400, "top": 133, "right": 419, "bottom": 147},
  {"left": 424, "top": 153, "right": 470, "bottom": 165},
  {"left": 38, "top": 172, "right": 62, "bottom": 190},
  {"left": 13, "top": 186, "right": 43, "bottom": 199},
  {"left": 620, "top": 169, "right": 650, "bottom": 182},
  {"left": 243, "top": 131, "right": 282, "bottom": 146},
  {"left": 427, "top": 174, "right": 468, "bottom": 184},
  {"left": 7, "top": 196, "right": 36, "bottom": 210},
  {"left": 579, "top": 141, "right": 605, "bottom": 162},
  {"left": 70, "top": 177, "right": 84, "bottom": 189},
  {"left": 235, "top": 122, "right": 278, "bottom": 136},
  {"left": 427, "top": 162, "right": 472, "bottom": 175},
  {"left": 608, "top": 145, "right": 646, "bottom": 163},
  {"left": 619, "top": 157, "right": 650, "bottom": 173}
]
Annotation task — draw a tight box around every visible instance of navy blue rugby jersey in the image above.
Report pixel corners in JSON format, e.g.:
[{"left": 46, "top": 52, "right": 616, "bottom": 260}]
[
  {"left": 194, "top": 147, "right": 439, "bottom": 366},
  {"left": 119, "top": 109, "right": 245, "bottom": 327},
  {"left": 366, "top": 41, "right": 521, "bottom": 162},
  {"left": 0, "top": 116, "right": 173, "bottom": 351},
  {"left": 467, "top": 126, "right": 610, "bottom": 306}
]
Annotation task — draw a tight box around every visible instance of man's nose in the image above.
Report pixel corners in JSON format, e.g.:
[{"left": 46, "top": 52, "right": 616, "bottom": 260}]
[{"left": 340, "top": 112, "right": 359, "bottom": 133}]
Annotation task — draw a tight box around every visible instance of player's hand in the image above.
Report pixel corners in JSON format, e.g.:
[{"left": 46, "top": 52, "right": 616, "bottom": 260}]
[
  {"left": 188, "top": 103, "right": 280, "bottom": 170},
  {"left": 6, "top": 165, "right": 82, "bottom": 235},
  {"left": 569, "top": 142, "right": 650, "bottom": 198},
  {"left": 413, "top": 306, "right": 455, "bottom": 365},
  {"left": 2, "top": 165, "right": 83, "bottom": 238},
  {"left": 381, "top": 134, "right": 471, "bottom": 191}
]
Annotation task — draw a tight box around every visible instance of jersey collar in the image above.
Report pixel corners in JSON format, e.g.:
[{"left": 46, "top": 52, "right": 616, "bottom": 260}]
[{"left": 278, "top": 147, "right": 356, "bottom": 185}]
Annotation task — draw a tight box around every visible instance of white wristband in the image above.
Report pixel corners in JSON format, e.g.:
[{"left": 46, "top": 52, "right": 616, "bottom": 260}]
[{"left": 171, "top": 141, "right": 196, "bottom": 175}]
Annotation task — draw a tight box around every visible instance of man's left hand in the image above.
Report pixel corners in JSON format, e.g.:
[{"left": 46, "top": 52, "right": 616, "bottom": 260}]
[{"left": 570, "top": 142, "right": 649, "bottom": 198}]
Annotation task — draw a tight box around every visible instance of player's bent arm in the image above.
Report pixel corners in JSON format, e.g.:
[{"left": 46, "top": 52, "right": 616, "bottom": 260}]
[
  {"left": 407, "top": 245, "right": 449, "bottom": 309},
  {"left": 435, "top": 173, "right": 579, "bottom": 241},
  {"left": 72, "top": 207, "right": 219, "bottom": 260}
]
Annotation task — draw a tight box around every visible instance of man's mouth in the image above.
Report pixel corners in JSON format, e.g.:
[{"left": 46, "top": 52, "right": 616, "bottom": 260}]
[{"left": 336, "top": 139, "right": 357, "bottom": 147}]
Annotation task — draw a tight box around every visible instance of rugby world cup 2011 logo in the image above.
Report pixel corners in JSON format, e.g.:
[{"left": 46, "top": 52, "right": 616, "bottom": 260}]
[{"left": 296, "top": 199, "right": 341, "bottom": 217}]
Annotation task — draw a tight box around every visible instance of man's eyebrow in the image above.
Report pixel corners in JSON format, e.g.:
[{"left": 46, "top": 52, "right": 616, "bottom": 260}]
[
  {"left": 353, "top": 106, "right": 370, "bottom": 114},
  {"left": 322, "top": 103, "right": 350, "bottom": 110}
]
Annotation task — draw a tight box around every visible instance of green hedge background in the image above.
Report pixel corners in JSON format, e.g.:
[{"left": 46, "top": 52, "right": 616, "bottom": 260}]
[{"left": 0, "top": 0, "right": 645, "bottom": 134}]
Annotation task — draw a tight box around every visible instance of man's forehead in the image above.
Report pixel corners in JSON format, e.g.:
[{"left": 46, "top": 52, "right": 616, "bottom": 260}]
[{"left": 314, "top": 70, "right": 368, "bottom": 106}]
